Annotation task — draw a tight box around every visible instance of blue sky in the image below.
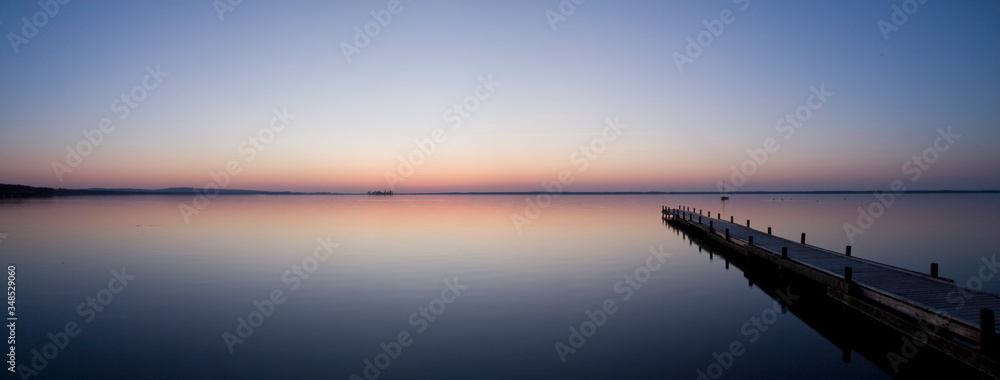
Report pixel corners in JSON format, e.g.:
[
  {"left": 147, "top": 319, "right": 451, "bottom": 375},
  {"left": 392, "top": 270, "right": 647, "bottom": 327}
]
[{"left": 0, "top": 0, "right": 997, "bottom": 192}]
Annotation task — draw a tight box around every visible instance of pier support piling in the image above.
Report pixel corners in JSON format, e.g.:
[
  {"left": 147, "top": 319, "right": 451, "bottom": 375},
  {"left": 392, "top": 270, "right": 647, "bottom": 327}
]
[{"left": 981, "top": 309, "right": 996, "bottom": 351}]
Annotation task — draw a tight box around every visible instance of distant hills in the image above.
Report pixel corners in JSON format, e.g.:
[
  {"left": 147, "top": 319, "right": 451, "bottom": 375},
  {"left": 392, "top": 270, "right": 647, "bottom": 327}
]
[{"left": 1, "top": 183, "right": 998, "bottom": 199}]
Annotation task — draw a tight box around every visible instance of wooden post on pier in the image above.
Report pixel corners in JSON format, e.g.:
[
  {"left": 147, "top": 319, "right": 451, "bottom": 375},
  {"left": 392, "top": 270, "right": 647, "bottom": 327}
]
[
  {"left": 846, "top": 246, "right": 852, "bottom": 257},
  {"left": 931, "top": 263, "right": 939, "bottom": 278},
  {"left": 781, "top": 247, "right": 788, "bottom": 259},
  {"left": 844, "top": 266, "right": 853, "bottom": 282},
  {"left": 767, "top": 227, "right": 772, "bottom": 235},
  {"left": 746, "top": 219, "right": 750, "bottom": 228},
  {"left": 725, "top": 228, "right": 729, "bottom": 240},
  {"left": 801, "top": 233, "right": 806, "bottom": 244},
  {"left": 717, "top": 213, "right": 720, "bottom": 219},
  {"left": 709, "top": 220, "right": 714, "bottom": 230},
  {"left": 730, "top": 216, "right": 734, "bottom": 223},
  {"left": 981, "top": 309, "right": 995, "bottom": 351},
  {"left": 748, "top": 236, "right": 754, "bottom": 245}
]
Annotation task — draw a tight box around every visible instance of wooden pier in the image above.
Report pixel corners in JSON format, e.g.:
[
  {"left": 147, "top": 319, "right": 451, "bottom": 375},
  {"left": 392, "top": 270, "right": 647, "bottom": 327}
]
[{"left": 664, "top": 205, "right": 1000, "bottom": 378}]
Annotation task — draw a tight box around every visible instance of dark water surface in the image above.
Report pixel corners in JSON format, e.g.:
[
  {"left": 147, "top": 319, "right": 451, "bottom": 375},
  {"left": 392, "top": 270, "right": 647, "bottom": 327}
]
[{"left": 2, "top": 193, "right": 998, "bottom": 379}]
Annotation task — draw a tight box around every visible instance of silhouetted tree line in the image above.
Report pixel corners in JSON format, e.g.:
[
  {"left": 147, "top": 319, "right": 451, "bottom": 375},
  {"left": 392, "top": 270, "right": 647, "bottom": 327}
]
[
  {"left": 0, "top": 184, "right": 138, "bottom": 198},
  {"left": 367, "top": 190, "right": 394, "bottom": 196},
  {"left": 0, "top": 184, "right": 59, "bottom": 198}
]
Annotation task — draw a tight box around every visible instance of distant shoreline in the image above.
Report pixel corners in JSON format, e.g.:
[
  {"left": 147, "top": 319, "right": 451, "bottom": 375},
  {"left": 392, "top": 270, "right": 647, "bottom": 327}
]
[{"left": 2, "top": 184, "right": 998, "bottom": 199}]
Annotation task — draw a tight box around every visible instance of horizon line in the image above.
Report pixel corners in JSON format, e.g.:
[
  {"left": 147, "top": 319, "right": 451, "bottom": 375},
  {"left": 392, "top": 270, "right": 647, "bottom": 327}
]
[{"left": 2, "top": 183, "right": 999, "bottom": 196}]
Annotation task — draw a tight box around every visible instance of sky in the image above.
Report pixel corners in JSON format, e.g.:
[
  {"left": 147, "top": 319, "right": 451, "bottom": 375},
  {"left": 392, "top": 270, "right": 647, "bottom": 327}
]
[{"left": 0, "top": 0, "right": 997, "bottom": 193}]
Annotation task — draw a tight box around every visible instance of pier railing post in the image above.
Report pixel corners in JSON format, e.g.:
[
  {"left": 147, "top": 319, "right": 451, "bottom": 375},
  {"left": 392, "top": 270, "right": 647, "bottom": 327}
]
[
  {"left": 781, "top": 247, "right": 788, "bottom": 259},
  {"left": 931, "top": 263, "right": 939, "bottom": 278},
  {"left": 748, "top": 236, "right": 754, "bottom": 246},
  {"left": 725, "top": 228, "right": 729, "bottom": 241},
  {"left": 746, "top": 219, "right": 750, "bottom": 228},
  {"left": 981, "top": 309, "right": 996, "bottom": 351},
  {"left": 709, "top": 220, "right": 714, "bottom": 230},
  {"left": 801, "top": 233, "right": 806, "bottom": 244},
  {"left": 846, "top": 246, "right": 851, "bottom": 257},
  {"left": 730, "top": 216, "right": 734, "bottom": 223},
  {"left": 767, "top": 227, "right": 772, "bottom": 235},
  {"left": 844, "top": 266, "right": 852, "bottom": 282}
]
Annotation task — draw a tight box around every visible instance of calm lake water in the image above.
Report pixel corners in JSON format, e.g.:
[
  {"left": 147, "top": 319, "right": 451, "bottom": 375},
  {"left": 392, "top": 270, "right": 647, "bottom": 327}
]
[{"left": 2, "top": 193, "right": 998, "bottom": 379}]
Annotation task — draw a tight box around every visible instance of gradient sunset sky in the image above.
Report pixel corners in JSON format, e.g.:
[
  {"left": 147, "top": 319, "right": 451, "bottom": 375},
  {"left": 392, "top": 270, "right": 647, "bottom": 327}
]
[{"left": 1, "top": 1, "right": 997, "bottom": 192}]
